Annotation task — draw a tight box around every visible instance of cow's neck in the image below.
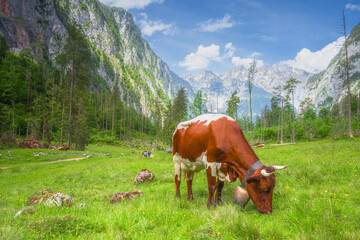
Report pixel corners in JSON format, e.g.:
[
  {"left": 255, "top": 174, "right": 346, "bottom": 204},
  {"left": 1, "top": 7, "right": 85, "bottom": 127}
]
[{"left": 239, "top": 160, "right": 264, "bottom": 189}]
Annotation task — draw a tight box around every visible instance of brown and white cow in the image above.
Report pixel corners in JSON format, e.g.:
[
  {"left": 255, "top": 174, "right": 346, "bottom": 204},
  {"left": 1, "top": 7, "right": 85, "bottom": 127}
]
[{"left": 172, "top": 114, "right": 288, "bottom": 214}]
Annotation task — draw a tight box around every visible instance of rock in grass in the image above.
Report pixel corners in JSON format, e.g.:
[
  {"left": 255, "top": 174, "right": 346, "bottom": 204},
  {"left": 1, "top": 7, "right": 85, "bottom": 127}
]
[
  {"left": 27, "top": 190, "right": 73, "bottom": 207},
  {"left": 134, "top": 169, "right": 155, "bottom": 184},
  {"left": 14, "top": 206, "right": 36, "bottom": 218},
  {"left": 109, "top": 190, "right": 143, "bottom": 204}
]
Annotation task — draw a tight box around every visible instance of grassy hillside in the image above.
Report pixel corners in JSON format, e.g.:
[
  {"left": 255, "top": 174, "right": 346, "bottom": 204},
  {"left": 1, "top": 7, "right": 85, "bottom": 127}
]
[{"left": 1, "top": 138, "right": 360, "bottom": 239}]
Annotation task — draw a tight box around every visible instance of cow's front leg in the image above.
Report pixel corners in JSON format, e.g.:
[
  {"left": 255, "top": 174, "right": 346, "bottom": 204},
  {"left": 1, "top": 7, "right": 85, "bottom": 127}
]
[
  {"left": 206, "top": 167, "right": 217, "bottom": 209},
  {"left": 185, "top": 172, "right": 194, "bottom": 201},
  {"left": 215, "top": 179, "right": 224, "bottom": 205},
  {"left": 173, "top": 157, "right": 181, "bottom": 198}
]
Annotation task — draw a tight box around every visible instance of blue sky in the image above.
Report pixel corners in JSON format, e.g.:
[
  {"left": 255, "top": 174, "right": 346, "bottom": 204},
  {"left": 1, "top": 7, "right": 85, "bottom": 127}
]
[{"left": 100, "top": 0, "right": 360, "bottom": 76}]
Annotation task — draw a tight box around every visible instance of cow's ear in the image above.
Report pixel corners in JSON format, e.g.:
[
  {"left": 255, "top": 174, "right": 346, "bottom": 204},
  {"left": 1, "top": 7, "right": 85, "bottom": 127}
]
[{"left": 246, "top": 175, "right": 259, "bottom": 184}]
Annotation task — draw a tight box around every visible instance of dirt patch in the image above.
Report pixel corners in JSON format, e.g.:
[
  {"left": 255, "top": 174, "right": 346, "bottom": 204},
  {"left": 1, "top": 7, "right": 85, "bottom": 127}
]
[
  {"left": 1, "top": 167, "right": 10, "bottom": 169},
  {"left": 45, "top": 157, "right": 85, "bottom": 164},
  {"left": 271, "top": 143, "right": 296, "bottom": 146}
]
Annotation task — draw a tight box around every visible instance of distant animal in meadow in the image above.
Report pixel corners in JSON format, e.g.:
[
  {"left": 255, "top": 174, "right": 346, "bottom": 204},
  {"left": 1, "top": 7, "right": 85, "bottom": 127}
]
[
  {"left": 58, "top": 147, "right": 69, "bottom": 151},
  {"left": 172, "top": 114, "right": 288, "bottom": 214},
  {"left": 256, "top": 144, "right": 265, "bottom": 148}
]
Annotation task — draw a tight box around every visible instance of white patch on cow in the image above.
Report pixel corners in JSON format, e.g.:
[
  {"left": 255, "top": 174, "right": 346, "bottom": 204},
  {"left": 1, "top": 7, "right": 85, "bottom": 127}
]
[
  {"left": 173, "top": 153, "right": 182, "bottom": 181},
  {"left": 173, "top": 151, "right": 226, "bottom": 181},
  {"left": 225, "top": 174, "right": 231, "bottom": 182},
  {"left": 174, "top": 114, "right": 235, "bottom": 133}
]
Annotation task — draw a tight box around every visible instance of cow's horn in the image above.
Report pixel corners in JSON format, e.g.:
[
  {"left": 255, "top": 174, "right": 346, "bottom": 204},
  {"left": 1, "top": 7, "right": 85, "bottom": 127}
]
[
  {"left": 273, "top": 165, "right": 288, "bottom": 170},
  {"left": 261, "top": 169, "right": 274, "bottom": 177}
]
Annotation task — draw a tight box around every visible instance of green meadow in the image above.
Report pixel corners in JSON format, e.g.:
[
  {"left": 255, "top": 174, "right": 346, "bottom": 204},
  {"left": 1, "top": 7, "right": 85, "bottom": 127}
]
[{"left": 1, "top": 138, "right": 360, "bottom": 239}]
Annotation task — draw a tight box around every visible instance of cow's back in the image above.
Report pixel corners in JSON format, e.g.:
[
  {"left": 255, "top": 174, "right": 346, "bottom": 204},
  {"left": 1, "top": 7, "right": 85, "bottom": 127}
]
[{"left": 173, "top": 114, "right": 238, "bottom": 162}]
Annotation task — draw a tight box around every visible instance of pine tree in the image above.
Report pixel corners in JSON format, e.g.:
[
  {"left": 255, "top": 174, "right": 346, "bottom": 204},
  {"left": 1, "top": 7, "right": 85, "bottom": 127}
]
[
  {"left": 284, "top": 77, "right": 300, "bottom": 143},
  {"left": 189, "top": 90, "right": 208, "bottom": 118},
  {"left": 247, "top": 60, "right": 256, "bottom": 134},
  {"left": 173, "top": 87, "right": 188, "bottom": 123},
  {"left": 226, "top": 91, "right": 240, "bottom": 120},
  {"left": 57, "top": 22, "right": 92, "bottom": 149}
]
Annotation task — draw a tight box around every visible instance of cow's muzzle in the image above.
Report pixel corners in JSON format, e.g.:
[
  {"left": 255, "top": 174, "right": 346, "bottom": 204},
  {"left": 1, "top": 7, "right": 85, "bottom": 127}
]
[{"left": 258, "top": 208, "right": 272, "bottom": 214}]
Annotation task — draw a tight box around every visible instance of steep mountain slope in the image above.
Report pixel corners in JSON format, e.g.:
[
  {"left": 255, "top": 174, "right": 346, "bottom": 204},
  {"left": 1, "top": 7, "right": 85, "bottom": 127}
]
[
  {"left": 184, "top": 65, "right": 311, "bottom": 115},
  {"left": 304, "top": 22, "right": 360, "bottom": 110},
  {"left": 0, "top": 0, "right": 194, "bottom": 115}
]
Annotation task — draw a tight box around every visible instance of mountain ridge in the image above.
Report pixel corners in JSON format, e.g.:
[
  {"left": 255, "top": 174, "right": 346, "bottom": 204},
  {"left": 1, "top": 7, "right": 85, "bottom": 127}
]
[
  {"left": 183, "top": 64, "right": 312, "bottom": 115},
  {"left": 0, "top": 0, "right": 194, "bottom": 116}
]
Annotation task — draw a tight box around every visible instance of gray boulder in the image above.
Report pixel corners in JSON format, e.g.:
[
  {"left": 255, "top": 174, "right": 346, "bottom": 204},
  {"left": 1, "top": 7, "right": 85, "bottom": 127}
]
[{"left": 134, "top": 169, "right": 155, "bottom": 184}]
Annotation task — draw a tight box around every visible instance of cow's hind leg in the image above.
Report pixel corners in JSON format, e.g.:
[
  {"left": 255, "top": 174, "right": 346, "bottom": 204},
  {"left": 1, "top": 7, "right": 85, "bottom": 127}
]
[
  {"left": 173, "top": 155, "right": 182, "bottom": 198},
  {"left": 184, "top": 172, "right": 194, "bottom": 201},
  {"left": 215, "top": 179, "right": 224, "bottom": 205},
  {"left": 206, "top": 167, "right": 217, "bottom": 209}
]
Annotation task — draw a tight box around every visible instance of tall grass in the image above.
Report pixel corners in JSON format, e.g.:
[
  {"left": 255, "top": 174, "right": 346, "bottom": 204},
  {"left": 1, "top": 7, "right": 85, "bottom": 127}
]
[{"left": 1, "top": 138, "right": 359, "bottom": 239}]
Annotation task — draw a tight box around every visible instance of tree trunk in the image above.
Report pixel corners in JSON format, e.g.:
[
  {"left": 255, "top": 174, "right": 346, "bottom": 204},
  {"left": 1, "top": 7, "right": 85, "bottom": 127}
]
[
  {"left": 343, "top": 11, "right": 353, "bottom": 139},
  {"left": 100, "top": 87, "right": 103, "bottom": 129},
  {"left": 26, "top": 70, "right": 31, "bottom": 139},
  {"left": 289, "top": 109, "right": 293, "bottom": 142},
  {"left": 260, "top": 111, "right": 263, "bottom": 142},
  {"left": 264, "top": 109, "right": 267, "bottom": 130},
  {"left": 105, "top": 95, "right": 108, "bottom": 130},
  {"left": 60, "top": 76, "right": 66, "bottom": 147},
  {"left": 292, "top": 91, "right": 296, "bottom": 143},
  {"left": 112, "top": 100, "right": 115, "bottom": 137},
  {"left": 281, "top": 97, "right": 284, "bottom": 144},
  {"left": 68, "top": 65, "right": 74, "bottom": 149},
  {"left": 12, "top": 101, "right": 15, "bottom": 136},
  {"left": 250, "top": 94, "right": 252, "bottom": 134},
  {"left": 119, "top": 108, "right": 122, "bottom": 141},
  {"left": 357, "top": 92, "right": 359, "bottom": 121}
]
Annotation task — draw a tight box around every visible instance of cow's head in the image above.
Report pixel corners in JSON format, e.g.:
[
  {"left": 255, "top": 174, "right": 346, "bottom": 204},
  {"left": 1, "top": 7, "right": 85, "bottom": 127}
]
[{"left": 245, "top": 165, "right": 288, "bottom": 214}]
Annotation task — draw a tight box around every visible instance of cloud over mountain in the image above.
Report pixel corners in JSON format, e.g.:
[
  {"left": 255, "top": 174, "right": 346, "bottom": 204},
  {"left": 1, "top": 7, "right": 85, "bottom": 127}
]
[
  {"left": 280, "top": 37, "right": 345, "bottom": 73},
  {"left": 138, "top": 13, "right": 176, "bottom": 36},
  {"left": 100, "top": 0, "right": 163, "bottom": 9}
]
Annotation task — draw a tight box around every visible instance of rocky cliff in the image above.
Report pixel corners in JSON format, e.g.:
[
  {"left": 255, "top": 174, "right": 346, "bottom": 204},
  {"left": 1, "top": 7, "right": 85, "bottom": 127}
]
[
  {"left": 0, "top": 0, "right": 194, "bottom": 116},
  {"left": 304, "top": 22, "right": 360, "bottom": 110}
]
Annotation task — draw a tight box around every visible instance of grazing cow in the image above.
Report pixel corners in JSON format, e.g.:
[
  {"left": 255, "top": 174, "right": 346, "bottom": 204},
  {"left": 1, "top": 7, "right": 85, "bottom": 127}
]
[{"left": 173, "top": 114, "right": 288, "bottom": 214}]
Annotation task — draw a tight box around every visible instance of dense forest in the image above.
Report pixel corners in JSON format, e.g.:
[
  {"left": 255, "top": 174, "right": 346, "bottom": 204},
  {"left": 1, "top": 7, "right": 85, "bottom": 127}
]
[{"left": 0, "top": 24, "right": 187, "bottom": 150}]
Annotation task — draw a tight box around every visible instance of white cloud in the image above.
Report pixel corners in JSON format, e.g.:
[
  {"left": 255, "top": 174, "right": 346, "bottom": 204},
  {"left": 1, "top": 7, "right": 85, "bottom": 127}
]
[
  {"left": 280, "top": 37, "right": 344, "bottom": 73},
  {"left": 224, "top": 42, "right": 235, "bottom": 58},
  {"left": 179, "top": 44, "right": 221, "bottom": 71},
  {"left": 197, "top": 14, "right": 235, "bottom": 32},
  {"left": 346, "top": 4, "right": 360, "bottom": 11},
  {"left": 231, "top": 57, "right": 264, "bottom": 68},
  {"left": 138, "top": 13, "right": 176, "bottom": 37},
  {"left": 249, "top": 52, "right": 262, "bottom": 58},
  {"left": 99, "top": 0, "right": 163, "bottom": 10}
]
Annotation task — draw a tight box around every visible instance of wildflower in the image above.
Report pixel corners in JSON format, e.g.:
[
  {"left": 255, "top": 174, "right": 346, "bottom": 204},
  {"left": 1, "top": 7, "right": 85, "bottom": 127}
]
[
  {"left": 344, "top": 194, "right": 348, "bottom": 196},
  {"left": 324, "top": 191, "right": 327, "bottom": 193}
]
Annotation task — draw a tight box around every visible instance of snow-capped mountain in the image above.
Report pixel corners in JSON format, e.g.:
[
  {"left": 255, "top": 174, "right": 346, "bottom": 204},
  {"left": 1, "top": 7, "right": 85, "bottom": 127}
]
[{"left": 183, "top": 65, "right": 312, "bottom": 116}]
